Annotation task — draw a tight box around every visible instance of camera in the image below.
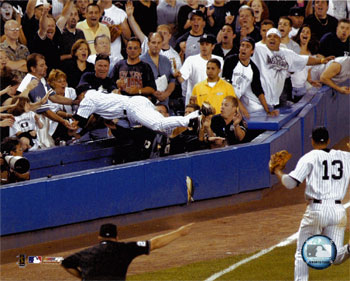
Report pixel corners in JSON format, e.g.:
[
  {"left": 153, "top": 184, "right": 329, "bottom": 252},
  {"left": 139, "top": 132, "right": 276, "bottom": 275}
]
[{"left": 4, "top": 155, "right": 30, "bottom": 174}]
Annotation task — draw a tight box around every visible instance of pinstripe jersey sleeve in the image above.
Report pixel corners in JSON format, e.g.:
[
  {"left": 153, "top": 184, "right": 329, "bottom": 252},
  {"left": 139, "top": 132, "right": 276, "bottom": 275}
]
[
  {"left": 77, "top": 95, "right": 96, "bottom": 119},
  {"left": 289, "top": 153, "right": 313, "bottom": 183}
]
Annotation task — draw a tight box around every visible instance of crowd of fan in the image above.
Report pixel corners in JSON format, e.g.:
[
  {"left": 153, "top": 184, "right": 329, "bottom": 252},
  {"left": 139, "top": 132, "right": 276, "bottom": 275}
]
[{"left": 0, "top": 0, "right": 349, "bottom": 181}]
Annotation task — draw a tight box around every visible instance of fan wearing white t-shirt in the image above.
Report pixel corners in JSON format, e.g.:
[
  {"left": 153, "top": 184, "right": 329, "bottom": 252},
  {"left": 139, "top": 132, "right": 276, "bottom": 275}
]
[
  {"left": 223, "top": 37, "right": 279, "bottom": 116},
  {"left": 99, "top": 0, "right": 131, "bottom": 58},
  {"left": 251, "top": 28, "right": 335, "bottom": 107},
  {"left": 173, "top": 34, "right": 223, "bottom": 105}
]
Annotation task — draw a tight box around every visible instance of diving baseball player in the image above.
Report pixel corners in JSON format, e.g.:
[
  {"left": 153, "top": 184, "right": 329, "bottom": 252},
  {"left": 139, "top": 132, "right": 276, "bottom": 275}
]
[
  {"left": 272, "top": 127, "right": 350, "bottom": 281},
  {"left": 73, "top": 89, "right": 200, "bottom": 136}
]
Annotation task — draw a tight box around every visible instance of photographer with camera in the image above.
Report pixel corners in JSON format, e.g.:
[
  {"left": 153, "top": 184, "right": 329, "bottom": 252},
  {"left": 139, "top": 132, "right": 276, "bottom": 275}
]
[{"left": 0, "top": 136, "right": 30, "bottom": 185}]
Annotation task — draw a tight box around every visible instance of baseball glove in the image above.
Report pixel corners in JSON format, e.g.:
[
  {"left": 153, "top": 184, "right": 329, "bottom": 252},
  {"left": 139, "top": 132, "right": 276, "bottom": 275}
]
[
  {"left": 269, "top": 150, "right": 292, "bottom": 174},
  {"left": 109, "top": 24, "right": 122, "bottom": 42}
]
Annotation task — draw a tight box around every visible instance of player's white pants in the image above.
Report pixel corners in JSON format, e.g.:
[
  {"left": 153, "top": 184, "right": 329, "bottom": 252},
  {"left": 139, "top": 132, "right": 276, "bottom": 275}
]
[
  {"left": 126, "top": 96, "right": 198, "bottom": 136},
  {"left": 294, "top": 201, "right": 349, "bottom": 281}
]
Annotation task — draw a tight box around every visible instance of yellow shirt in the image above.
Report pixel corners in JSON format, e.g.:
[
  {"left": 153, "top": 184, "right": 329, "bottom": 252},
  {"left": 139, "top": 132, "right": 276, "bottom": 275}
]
[
  {"left": 76, "top": 20, "right": 111, "bottom": 54},
  {"left": 191, "top": 78, "right": 236, "bottom": 114}
]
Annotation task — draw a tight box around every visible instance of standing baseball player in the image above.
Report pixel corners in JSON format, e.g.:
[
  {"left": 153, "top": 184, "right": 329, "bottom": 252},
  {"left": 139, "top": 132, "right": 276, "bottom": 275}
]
[
  {"left": 61, "top": 223, "right": 192, "bottom": 280},
  {"left": 271, "top": 127, "right": 350, "bottom": 280}
]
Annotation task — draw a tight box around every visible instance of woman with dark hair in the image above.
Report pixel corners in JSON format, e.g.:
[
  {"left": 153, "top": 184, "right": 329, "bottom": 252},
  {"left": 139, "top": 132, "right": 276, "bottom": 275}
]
[
  {"left": 61, "top": 39, "right": 94, "bottom": 88},
  {"left": 292, "top": 24, "right": 320, "bottom": 56},
  {"left": 291, "top": 24, "right": 321, "bottom": 102}
]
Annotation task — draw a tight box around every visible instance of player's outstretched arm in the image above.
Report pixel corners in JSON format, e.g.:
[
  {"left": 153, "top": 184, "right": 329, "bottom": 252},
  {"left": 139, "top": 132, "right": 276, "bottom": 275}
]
[{"left": 149, "top": 223, "right": 193, "bottom": 251}]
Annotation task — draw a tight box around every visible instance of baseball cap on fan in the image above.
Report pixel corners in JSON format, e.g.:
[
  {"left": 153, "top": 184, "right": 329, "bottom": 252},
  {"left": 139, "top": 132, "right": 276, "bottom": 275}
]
[
  {"left": 99, "top": 223, "right": 117, "bottom": 238},
  {"left": 188, "top": 9, "right": 205, "bottom": 20},
  {"left": 311, "top": 127, "right": 329, "bottom": 143},
  {"left": 35, "top": 0, "right": 47, "bottom": 8},
  {"left": 266, "top": 28, "right": 282, "bottom": 38},
  {"left": 198, "top": 33, "right": 216, "bottom": 44},
  {"left": 289, "top": 6, "right": 305, "bottom": 17},
  {"left": 241, "top": 36, "right": 256, "bottom": 49}
]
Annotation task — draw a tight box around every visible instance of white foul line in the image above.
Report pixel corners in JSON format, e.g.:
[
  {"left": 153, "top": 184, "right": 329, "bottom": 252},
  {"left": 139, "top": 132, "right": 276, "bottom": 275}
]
[{"left": 204, "top": 201, "right": 350, "bottom": 281}]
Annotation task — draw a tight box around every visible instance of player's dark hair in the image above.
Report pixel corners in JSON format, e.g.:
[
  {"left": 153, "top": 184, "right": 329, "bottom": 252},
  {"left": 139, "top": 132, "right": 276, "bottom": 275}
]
[
  {"left": 185, "top": 104, "right": 200, "bottom": 111},
  {"left": 156, "top": 103, "right": 169, "bottom": 113},
  {"left": 27, "top": 53, "right": 45, "bottom": 73},
  {"left": 207, "top": 58, "right": 221, "bottom": 69}
]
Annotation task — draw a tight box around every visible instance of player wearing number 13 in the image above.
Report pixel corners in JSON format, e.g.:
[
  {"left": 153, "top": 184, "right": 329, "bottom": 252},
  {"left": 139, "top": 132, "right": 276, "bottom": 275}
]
[
  {"left": 61, "top": 223, "right": 192, "bottom": 280},
  {"left": 272, "top": 127, "right": 350, "bottom": 281}
]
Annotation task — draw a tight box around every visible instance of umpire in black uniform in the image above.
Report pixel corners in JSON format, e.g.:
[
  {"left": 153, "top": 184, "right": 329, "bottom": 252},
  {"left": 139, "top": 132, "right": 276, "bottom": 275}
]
[{"left": 61, "top": 223, "right": 192, "bottom": 280}]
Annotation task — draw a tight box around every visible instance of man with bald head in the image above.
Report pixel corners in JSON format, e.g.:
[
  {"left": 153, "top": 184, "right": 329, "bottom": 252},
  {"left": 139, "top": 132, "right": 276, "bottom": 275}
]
[{"left": 0, "top": 20, "right": 29, "bottom": 79}]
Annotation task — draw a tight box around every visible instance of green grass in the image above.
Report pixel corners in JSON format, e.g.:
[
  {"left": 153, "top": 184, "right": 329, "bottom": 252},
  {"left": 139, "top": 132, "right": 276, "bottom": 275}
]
[{"left": 128, "top": 232, "right": 350, "bottom": 281}]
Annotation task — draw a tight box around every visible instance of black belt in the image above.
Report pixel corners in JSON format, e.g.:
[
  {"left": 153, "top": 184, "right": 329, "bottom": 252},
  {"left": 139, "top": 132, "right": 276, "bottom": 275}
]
[
  {"left": 123, "top": 109, "right": 127, "bottom": 116},
  {"left": 313, "top": 199, "right": 341, "bottom": 204}
]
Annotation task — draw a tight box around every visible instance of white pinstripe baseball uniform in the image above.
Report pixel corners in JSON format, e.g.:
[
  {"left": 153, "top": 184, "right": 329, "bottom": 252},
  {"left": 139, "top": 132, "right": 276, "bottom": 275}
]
[
  {"left": 288, "top": 149, "right": 350, "bottom": 281},
  {"left": 77, "top": 90, "right": 199, "bottom": 136}
]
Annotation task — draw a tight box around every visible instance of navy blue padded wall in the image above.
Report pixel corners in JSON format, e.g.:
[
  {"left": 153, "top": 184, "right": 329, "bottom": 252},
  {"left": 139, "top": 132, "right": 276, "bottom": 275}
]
[
  {"left": 324, "top": 89, "right": 349, "bottom": 146},
  {"left": 298, "top": 104, "right": 316, "bottom": 155},
  {"left": 26, "top": 138, "right": 117, "bottom": 179},
  {"left": 189, "top": 143, "right": 269, "bottom": 200},
  {"left": 1, "top": 159, "right": 190, "bottom": 235}
]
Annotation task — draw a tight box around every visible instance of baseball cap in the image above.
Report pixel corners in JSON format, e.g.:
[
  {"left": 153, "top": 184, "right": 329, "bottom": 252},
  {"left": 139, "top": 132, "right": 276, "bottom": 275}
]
[
  {"left": 311, "top": 127, "right": 329, "bottom": 143},
  {"left": 198, "top": 33, "right": 216, "bottom": 44},
  {"left": 99, "top": 223, "right": 117, "bottom": 238},
  {"left": 289, "top": 6, "right": 305, "bottom": 17},
  {"left": 241, "top": 36, "right": 255, "bottom": 49},
  {"left": 188, "top": 10, "right": 205, "bottom": 20},
  {"left": 266, "top": 28, "right": 282, "bottom": 38},
  {"left": 35, "top": 0, "right": 46, "bottom": 8}
]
